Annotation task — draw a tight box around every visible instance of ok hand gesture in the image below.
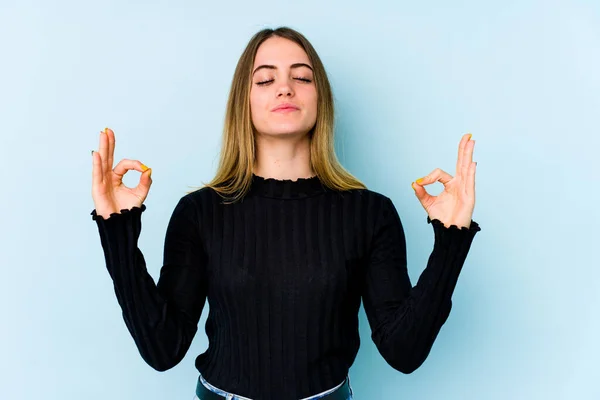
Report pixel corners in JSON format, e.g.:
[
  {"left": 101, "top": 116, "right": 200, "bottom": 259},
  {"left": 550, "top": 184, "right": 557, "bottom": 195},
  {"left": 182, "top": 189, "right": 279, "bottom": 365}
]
[
  {"left": 91, "top": 128, "right": 153, "bottom": 219},
  {"left": 412, "top": 133, "right": 476, "bottom": 229}
]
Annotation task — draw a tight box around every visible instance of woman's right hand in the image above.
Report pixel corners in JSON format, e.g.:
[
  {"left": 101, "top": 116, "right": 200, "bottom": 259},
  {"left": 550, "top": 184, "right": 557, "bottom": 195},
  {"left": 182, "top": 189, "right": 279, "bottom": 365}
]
[{"left": 91, "top": 128, "right": 153, "bottom": 219}]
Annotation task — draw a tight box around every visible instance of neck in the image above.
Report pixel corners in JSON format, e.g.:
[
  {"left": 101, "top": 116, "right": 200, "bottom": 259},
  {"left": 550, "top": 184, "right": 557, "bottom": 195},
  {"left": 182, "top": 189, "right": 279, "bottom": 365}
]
[{"left": 253, "top": 132, "right": 314, "bottom": 180}]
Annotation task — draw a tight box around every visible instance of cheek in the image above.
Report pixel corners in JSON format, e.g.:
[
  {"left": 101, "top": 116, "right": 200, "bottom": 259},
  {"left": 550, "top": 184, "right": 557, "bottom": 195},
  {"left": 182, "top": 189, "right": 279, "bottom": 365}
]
[
  {"left": 306, "top": 90, "right": 318, "bottom": 117},
  {"left": 249, "top": 89, "right": 257, "bottom": 112},
  {"left": 249, "top": 91, "right": 261, "bottom": 120},
  {"left": 250, "top": 91, "right": 270, "bottom": 129},
  {"left": 250, "top": 90, "right": 269, "bottom": 114}
]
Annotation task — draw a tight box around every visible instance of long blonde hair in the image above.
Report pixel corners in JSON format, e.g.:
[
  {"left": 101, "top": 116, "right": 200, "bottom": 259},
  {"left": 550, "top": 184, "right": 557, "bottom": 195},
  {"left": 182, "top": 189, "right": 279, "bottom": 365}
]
[{"left": 188, "top": 26, "right": 367, "bottom": 203}]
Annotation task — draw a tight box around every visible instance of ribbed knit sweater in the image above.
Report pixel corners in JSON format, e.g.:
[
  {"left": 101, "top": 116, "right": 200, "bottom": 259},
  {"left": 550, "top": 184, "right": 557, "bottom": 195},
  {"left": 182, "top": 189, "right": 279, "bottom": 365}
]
[{"left": 91, "top": 173, "right": 481, "bottom": 400}]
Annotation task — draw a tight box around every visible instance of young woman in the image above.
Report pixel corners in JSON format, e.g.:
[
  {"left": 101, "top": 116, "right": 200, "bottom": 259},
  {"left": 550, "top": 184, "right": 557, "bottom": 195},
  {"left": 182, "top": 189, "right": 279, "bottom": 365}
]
[{"left": 91, "top": 27, "right": 480, "bottom": 400}]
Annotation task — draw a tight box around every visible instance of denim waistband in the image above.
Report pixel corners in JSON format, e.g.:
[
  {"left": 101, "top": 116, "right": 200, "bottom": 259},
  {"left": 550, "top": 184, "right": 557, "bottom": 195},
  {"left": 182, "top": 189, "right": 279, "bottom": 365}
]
[{"left": 195, "top": 373, "right": 353, "bottom": 400}]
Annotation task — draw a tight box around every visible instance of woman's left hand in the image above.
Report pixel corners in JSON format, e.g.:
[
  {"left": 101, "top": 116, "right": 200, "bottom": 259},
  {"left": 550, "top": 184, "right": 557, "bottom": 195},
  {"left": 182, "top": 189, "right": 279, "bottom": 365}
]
[{"left": 412, "top": 133, "right": 477, "bottom": 229}]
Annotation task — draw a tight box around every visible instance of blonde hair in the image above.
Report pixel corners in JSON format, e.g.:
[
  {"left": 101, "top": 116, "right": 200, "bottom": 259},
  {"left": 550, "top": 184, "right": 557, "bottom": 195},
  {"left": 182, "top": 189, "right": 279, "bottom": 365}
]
[{"left": 188, "top": 26, "right": 367, "bottom": 203}]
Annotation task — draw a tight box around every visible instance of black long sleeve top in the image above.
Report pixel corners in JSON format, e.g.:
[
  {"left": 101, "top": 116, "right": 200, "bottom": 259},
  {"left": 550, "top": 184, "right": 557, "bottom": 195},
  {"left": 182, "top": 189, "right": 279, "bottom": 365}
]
[{"left": 91, "top": 174, "right": 481, "bottom": 400}]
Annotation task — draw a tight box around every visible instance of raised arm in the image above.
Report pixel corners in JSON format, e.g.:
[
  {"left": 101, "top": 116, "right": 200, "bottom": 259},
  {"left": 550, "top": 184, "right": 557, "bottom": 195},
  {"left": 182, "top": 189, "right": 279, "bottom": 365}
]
[
  {"left": 92, "top": 196, "right": 208, "bottom": 371},
  {"left": 361, "top": 195, "right": 480, "bottom": 373}
]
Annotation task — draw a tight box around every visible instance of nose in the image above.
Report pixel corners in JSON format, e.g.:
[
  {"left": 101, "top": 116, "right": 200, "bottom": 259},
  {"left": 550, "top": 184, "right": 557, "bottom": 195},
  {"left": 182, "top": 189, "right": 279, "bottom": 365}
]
[{"left": 276, "top": 79, "right": 294, "bottom": 97}]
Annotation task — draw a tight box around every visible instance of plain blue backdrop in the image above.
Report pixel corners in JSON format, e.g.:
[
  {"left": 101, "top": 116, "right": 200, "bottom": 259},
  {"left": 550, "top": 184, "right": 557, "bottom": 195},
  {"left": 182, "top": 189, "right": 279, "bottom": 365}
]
[{"left": 1, "top": 0, "right": 598, "bottom": 399}]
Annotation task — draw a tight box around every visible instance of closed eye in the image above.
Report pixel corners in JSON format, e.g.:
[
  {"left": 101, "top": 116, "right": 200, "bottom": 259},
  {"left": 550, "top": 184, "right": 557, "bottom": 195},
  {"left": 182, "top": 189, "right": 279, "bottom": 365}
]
[
  {"left": 255, "top": 77, "right": 313, "bottom": 86},
  {"left": 256, "top": 79, "right": 274, "bottom": 85}
]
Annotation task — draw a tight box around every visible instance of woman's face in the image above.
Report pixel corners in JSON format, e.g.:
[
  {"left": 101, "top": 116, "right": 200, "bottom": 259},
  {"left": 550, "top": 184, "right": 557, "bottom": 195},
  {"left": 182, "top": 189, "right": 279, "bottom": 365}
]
[{"left": 250, "top": 36, "right": 318, "bottom": 139}]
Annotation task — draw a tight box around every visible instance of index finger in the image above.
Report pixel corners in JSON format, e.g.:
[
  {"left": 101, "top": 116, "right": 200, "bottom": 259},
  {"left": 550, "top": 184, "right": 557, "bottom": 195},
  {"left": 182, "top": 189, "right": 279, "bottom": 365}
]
[
  {"left": 455, "top": 133, "right": 473, "bottom": 177},
  {"left": 98, "top": 128, "right": 109, "bottom": 174},
  {"left": 106, "top": 127, "right": 115, "bottom": 172}
]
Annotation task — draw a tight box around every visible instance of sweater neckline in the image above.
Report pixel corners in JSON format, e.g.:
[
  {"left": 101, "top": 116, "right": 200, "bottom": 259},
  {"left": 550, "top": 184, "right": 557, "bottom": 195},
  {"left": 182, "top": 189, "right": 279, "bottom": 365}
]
[{"left": 250, "top": 173, "right": 327, "bottom": 199}]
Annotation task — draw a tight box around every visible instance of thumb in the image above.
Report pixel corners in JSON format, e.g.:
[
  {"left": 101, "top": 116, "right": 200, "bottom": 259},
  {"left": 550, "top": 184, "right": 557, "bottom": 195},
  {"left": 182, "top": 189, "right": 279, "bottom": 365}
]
[
  {"left": 412, "top": 181, "right": 433, "bottom": 205},
  {"left": 137, "top": 168, "right": 153, "bottom": 193}
]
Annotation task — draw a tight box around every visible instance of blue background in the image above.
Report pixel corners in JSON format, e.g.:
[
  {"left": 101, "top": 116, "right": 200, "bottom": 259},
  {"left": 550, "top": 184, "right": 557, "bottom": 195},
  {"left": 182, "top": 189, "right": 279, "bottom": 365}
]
[{"left": 1, "top": 0, "right": 599, "bottom": 399}]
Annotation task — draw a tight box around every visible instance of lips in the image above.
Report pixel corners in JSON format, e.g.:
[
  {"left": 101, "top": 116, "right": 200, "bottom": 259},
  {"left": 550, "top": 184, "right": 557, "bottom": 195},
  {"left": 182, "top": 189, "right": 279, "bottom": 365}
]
[{"left": 272, "top": 103, "right": 300, "bottom": 112}]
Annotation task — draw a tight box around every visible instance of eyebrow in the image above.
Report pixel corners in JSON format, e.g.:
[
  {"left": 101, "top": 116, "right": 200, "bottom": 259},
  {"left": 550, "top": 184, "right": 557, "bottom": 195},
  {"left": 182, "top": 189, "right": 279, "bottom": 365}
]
[{"left": 252, "top": 63, "right": 313, "bottom": 75}]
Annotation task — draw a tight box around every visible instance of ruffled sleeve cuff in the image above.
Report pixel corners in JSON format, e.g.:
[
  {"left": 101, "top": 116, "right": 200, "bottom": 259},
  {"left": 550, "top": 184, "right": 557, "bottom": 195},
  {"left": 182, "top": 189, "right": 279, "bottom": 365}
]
[
  {"left": 427, "top": 216, "right": 481, "bottom": 232},
  {"left": 91, "top": 204, "right": 147, "bottom": 221},
  {"left": 427, "top": 216, "right": 481, "bottom": 255}
]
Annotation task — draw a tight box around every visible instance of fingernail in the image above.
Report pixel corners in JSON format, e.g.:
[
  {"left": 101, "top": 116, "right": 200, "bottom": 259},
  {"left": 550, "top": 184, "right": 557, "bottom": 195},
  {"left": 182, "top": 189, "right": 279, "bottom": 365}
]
[
  {"left": 141, "top": 164, "right": 149, "bottom": 172},
  {"left": 104, "top": 127, "right": 109, "bottom": 133},
  {"left": 91, "top": 150, "right": 94, "bottom": 156},
  {"left": 416, "top": 178, "right": 424, "bottom": 184},
  {"left": 148, "top": 168, "right": 152, "bottom": 177},
  {"left": 467, "top": 133, "right": 472, "bottom": 140},
  {"left": 411, "top": 182, "right": 416, "bottom": 190}
]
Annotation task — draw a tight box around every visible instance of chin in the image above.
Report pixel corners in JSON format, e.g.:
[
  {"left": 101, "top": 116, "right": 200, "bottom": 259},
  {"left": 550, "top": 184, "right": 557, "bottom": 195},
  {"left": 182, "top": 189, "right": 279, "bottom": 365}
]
[{"left": 259, "top": 125, "right": 313, "bottom": 138}]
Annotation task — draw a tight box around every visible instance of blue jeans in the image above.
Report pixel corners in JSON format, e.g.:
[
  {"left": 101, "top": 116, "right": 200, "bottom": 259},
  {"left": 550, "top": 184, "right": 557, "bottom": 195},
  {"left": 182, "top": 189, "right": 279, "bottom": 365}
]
[{"left": 193, "top": 373, "right": 354, "bottom": 400}]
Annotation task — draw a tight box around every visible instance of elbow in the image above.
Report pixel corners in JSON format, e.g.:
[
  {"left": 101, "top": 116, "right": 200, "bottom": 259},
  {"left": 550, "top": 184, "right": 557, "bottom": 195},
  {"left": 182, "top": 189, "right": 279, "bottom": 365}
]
[
  {"left": 137, "top": 343, "right": 185, "bottom": 372},
  {"left": 383, "top": 351, "right": 426, "bottom": 374},
  {"left": 132, "top": 325, "right": 195, "bottom": 372},
  {"left": 375, "top": 302, "right": 452, "bottom": 374},
  {"left": 138, "top": 350, "right": 174, "bottom": 372},
  {"left": 375, "top": 336, "right": 430, "bottom": 374},
  {"left": 150, "top": 363, "right": 174, "bottom": 372},
  {"left": 390, "top": 358, "right": 421, "bottom": 374},
  {"left": 143, "top": 354, "right": 180, "bottom": 372}
]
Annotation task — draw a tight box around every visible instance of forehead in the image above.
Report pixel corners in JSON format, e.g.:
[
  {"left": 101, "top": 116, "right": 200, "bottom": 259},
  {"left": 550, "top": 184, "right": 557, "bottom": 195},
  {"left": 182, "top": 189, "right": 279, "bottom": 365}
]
[{"left": 253, "top": 36, "right": 310, "bottom": 67}]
